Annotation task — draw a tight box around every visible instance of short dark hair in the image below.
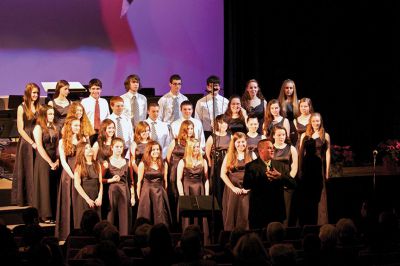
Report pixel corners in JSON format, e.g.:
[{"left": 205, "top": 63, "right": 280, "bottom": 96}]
[
  {"left": 148, "top": 102, "right": 159, "bottom": 110},
  {"left": 169, "top": 74, "right": 182, "bottom": 83},
  {"left": 246, "top": 113, "right": 259, "bottom": 123},
  {"left": 89, "top": 78, "right": 102, "bottom": 89},
  {"left": 206, "top": 75, "right": 220, "bottom": 85},
  {"left": 180, "top": 100, "right": 193, "bottom": 109}
]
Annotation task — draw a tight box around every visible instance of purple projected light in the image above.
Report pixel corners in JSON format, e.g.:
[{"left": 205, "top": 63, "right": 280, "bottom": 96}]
[{"left": 0, "top": 0, "right": 223, "bottom": 97}]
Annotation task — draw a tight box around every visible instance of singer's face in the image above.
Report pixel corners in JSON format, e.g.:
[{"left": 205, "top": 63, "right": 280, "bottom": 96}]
[
  {"left": 60, "top": 85, "right": 70, "bottom": 97},
  {"left": 270, "top": 103, "right": 280, "bottom": 117},
  {"left": 181, "top": 105, "right": 193, "bottom": 119},
  {"left": 89, "top": 85, "right": 102, "bottom": 99},
  {"left": 47, "top": 109, "right": 55, "bottom": 123},
  {"left": 235, "top": 137, "right": 247, "bottom": 152},
  {"left": 246, "top": 118, "right": 259, "bottom": 133},
  {"left": 112, "top": 141, "right": 124, "bottom": 156},
  {"left": 148, "top": 106, "right": 159, "bottom": 120},
  {"left": 150, "top": 144, "right": 161, "bottom": 158},
  {"left": 71, "top": 120, "right": 81, "bottom": 134},
  {"left": 218, "top": 121, "right": 228, "bottom": 133},
  {"left": 284, "top": 82, "right": 294, "bottom": 97},
  {"left": 230, "top": 98, "right": 241, "bottom": 114},
  {"left": 75, "top": 106, "right": 83, "bottom": 119},
  {"left": 207, "top": 83, "right": 220, "bottom": 94},
  {"left": 129, "top": 80, "right": 139, "bottom": 93},
  {"left": 187, "top": 125, "right": 194, "bottom": 137},
  {"left": 300, "top": 102, "right": 310, "bottom": 115},
  {"left": 170, "top": 79, "right": 182, "bottom": 94},
  {"left": 311, "top": 115, "right": 321, "bottom": 131},
  {"left": 140, "top": 127, "right": 150, "bottom": 140},
  {"left": 273, "top": 129, "right": 286, "bottom": 144},
  {"left": 106, "top": 123, "right": 115, "bottom": 138},
  {"left": 246, "top": 81, "right": 259, "bottom": 98}
]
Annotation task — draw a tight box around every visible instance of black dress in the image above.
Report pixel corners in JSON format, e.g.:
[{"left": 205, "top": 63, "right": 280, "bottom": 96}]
[
  {"left": 266, "top": 117, "right": 285, "bottom": 137},
  {"left": 53, "top": 101, "right": 70, "bottom": 132},
  {"left": 285, "top": 103, "right": 298, "bottom": 145},
  {"left": 274, "top": 144, "right": 295, "bottom": 226},
  {"left": 209, "top": 133, "right": 231, "bottom": 208},
  {"left": 11, "top": 104, "right": 37, "bottom": 206},
  {"left": 169, "top": 141, "right": 185, "bottom": 198},
  {"left": 247, "top": 102, "right": 264, "bottom": 134},
  {"left": 107, "top": 160, "right": 132, "bottom": 235},
  {"left": 294, "top": 118, "right": 307, "bottom": 148},
  {"left": 33, "top": 126, "right": 59, "bottom": 219},
  {"left": 74, "top": 163, "right": 101, "bottom": 228},
  {"left": 96, "top": 143, "right": 111, "bottom": 220},
  {"left": 247, "top": 134, "right": 263, "bottom": 157},
  {"left": 55, "top": 144, "right": 77, "bottom": 241},
  {"left": 134, "top": 142, "right": 146, "bottom": 166},
  {"left": 228, "top": 117, "right": 247, "bottom": 135},
  {"left": 222, "top": 159, "right": 249, "bottom": 231},
  {"left": 137, "top": 167, "right": 171, "bottom": 226}
]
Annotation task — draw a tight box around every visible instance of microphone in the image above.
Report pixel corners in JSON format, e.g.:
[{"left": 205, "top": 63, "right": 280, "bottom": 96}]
[{"left": 373, "top": 150, "right": 378, "bottom": 156}]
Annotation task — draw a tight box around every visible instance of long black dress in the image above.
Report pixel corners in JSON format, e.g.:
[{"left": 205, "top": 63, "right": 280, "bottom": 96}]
[
  {"left": 11, "top": 104, "right": 37, "bottom": 206},
  {"left": 222, "top": 159, "right": 249, "bottom": 231},
  {"left": 55, "top": 144, "right": 77, "bottom": 241},
  {"left": 107, "top": 160, "right": 132, "bottom": 235},
  {"left": 97, "top": 143, "right": 111, "bottom": 220},
  {"left": 247, "top": 134, "right": 263, "bottom": 157},
  {"left": 33, "top": 126, "right": 59, "bottom": 219},
  {"left": 74, "top": 163, "right": 101, "bottom": 228},
  {"left": 294, "top": 118, "right": 307, "bottom": 148},
  {"left": 285, "top": 103, "right": 298, "bottom": 145},
  {"left": 228, "top": 117, "right": 247, "bottom": 135},
  {"left": 169, "top": 141, "right": 185, "bottom": 226},
  {"left": 210, "top": 133, "right": 231, "bottom": 209},
  {"left": 137, "top": 167, "right": 171, "bottom": 226}
]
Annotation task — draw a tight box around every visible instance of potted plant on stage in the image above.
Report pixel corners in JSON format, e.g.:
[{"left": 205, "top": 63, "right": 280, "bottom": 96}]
[
  {"left": 330, "top": 145, "right": 353, "bottom": 177},
  {"left": 377, "top": 139, "right": 400, "bottom": 174}
]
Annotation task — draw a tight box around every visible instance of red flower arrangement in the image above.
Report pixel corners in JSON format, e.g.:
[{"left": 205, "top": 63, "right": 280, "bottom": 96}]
[{"left": 377, "top": 139, "right": 400, "bottom": 165}]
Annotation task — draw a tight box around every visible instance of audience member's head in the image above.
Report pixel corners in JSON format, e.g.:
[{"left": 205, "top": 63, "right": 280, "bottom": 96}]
[
  {"left": 93, "top": 240, "right": 121, "bottom": 266},
  {"left": 269, "top": 243, "right": 296, "bottom": 266},
  {"left": 319, "top": 224, "right": 338, "bottom": 250},
  {"left": 148, "top": 223, "right": 173, "bottom": 264},
  {"left": 80, "top": 209, "right": 100, "bottom": 236},
  {"left": 0, "top": 224, "right": 18, "bottom": 261},
  {"left": 180, "top": 225, "right": 202, "bottom": 262},
  {"left": 229, "top": 227, "right": 247, "bottom": 250},
  {"left": 132, "top": 217, "right": 152, "bottom": 234},
  {"left": 100, "top": 224, "right": 120, "bottom": 247},
  {"left": 134, "top": 223, "right": 153, "bottom": 248},
  {"left": 336, "top": 218, "right": 357, "bottom": 245},
  {"left": 22, "top": 207, "right": 39, "bottom": 225},
  {"left": 93, "top": 221, "right": 113, "bottom": 241},
  {"left": 266, "top": 222, "right": 285, "bottom": 244},
  {"left": 233, "top": 233, "right": 269, "bottom": 266}
]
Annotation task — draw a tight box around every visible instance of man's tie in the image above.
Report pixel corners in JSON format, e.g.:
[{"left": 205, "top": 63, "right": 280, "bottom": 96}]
[
  {"left": 116, "top": 117, "right": 124, "bottom": 139},
  {"left": 172, "top": 97, "right": 180, "bottom": 122},
  {"left": 131, "top": 95, "right": 140, "bottom": 126},
  {"left": 94, "top": 99, "right": 100, "bottom": 131},
  {"left": 151, "top": 121, "right": 158, "bottom": 142}
]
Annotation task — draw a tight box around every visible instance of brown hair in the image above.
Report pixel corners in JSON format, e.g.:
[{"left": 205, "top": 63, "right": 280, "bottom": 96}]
[
  {"left": 241, "top": 79, "right": 265, "bottom": 112},
  {"left": 142, "top": 141, "right": 164, "bottom": 172},
  {"left": 124, "top": 74, "right": 141, "bottom": 91},
  {"left": 134, "top": 121, "right": 150, "bottom": 143},
  {"left": 278, "top": 79, "right": 299, "bottom": 117},
  {"left": 97, "top": 119, "right": 115, "bottom": 153},
  {"left": 226, "top": 132, "right": 253, "bottom": 171},
  {"left": 177, "top": 120, "right": 195, "bottom": 145},
  {"left": 23, "top": 83, "right": 41, "bottom": 120},
  {"left": 66, "top": 101, "right": 95, "bottom": 137},
  {"left": 36, "top": 105, "right": 56, "bottom": 135},
  {"left": 53, "top": 80, "right": 69, "bottom": 99},
  {"left": 75, "top": 141, "right": 100, "bottom": 178}
]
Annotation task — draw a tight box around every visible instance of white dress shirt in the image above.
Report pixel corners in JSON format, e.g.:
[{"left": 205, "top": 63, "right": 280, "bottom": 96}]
[
  {"left": 120, "top": 91, "right": 147, "bottom": 125},
  {"left": 107, "top": 113, "right": 134, "bottom": 151},
  {"left": 170, "top": 117, "right": 206, "bottom": 151},
  {"left": 157, "top": 91, "right": 188, "bottom": 124},
  {"left": 145, "top": 117, "right": 171, "bottom": 159},
  {"left": 81, "top": 96, "right": 110, "bottom": 130},
  {"left": 195, "top": 93, "right": 228, "bottom": 132}
]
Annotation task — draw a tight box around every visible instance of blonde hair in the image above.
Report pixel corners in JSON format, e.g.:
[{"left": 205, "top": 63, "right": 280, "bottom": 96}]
[
  {"left": 278, "top": 79, "right": 299, "bottom": 117},
  {"left": 184, "top": 139, "right": 204, "bottom": 169},
  {"left": 66, "top": 101, "right": 95, "bottom": 137}
]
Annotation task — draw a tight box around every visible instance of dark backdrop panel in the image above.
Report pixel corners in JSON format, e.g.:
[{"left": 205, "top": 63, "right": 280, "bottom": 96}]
[{"left": 225, "top": 0, "right": 400, "bottom": 164}]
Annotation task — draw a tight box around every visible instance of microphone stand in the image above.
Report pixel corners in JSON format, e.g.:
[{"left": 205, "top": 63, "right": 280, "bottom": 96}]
[
  {"left": 373, "top": 151, "right": 377, "bottom": 201},
  {"left": 209, "top": 84, "right": 218, "bottom": 244}
]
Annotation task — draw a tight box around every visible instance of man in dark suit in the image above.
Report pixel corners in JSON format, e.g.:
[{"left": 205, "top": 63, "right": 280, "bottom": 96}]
[{"left": 243, "top": 139, "right": 296, "bottom": 229}]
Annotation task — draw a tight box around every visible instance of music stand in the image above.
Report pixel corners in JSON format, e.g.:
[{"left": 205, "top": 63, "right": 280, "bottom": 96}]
[{"left": 178, "top": 195, "right": 220, "bottom": 219}]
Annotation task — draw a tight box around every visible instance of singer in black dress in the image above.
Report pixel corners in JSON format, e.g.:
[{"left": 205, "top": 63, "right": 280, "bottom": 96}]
[
  {"left": 263, "top": 99, "right": 290, "bottom": 138},
  {"left": 11, "top": 83, "right": 40, "bottom": 206},
  {"left": 293, "top": 98, "right": 313, "bottom": 148},
  {"left": 33, "top": 105, "right": 60, "bottom": 222},
  {"left": 73, "top": 142, "right": 102, "bottom": 228},
  {"left": 241, "top": 79, "right": 267, "bottom": 134},
  {"left": 278, "top": 79, "right": 300, "bottom": 145},
  {"left": 137, "top": 141, "right": 171, "bottom": 226},
  {"left": 224, "top": 95, "right": 248, "bottom": 135},
  {"left": 48, "top": 80, "right": 71, "bottom": 131},
  {"left": 246, "top": 114, "right": 266, "bottom": 157}
]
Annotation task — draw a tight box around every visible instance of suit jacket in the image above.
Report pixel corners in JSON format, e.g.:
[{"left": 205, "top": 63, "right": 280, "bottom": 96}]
[{"left": 243, "top": 158, "right": 296, "bottom": 229}]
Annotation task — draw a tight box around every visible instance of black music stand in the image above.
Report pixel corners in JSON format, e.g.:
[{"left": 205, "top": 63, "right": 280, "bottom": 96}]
[{"left": 178, "top": 195, "right": 220, "bottom": 219}]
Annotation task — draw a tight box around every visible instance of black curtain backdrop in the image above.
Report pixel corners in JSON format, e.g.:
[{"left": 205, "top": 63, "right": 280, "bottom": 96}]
[{"left": 224, "top": 0, "right": 400, "bottom": 164}]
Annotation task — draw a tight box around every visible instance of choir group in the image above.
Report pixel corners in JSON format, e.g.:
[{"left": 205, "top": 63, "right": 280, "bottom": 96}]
[{"left": 11, "top": 74, "right": 331, "bottom": 241}]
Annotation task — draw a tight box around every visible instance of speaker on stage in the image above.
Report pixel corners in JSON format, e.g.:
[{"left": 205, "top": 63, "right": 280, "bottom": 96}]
[{"left": 178, "top": 195, "right": 220, "bottom": 219}]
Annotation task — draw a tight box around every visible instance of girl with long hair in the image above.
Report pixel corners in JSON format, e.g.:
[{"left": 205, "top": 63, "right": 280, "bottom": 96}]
[
  {"left": 205, "top": 114, "right": 231, "bottom": 207},
  {"left": 32, "top": 105, "right": 59, "bottom": 222},
  {"left": 263, "top": 99, "right": 290, "bottom": 138},
  {"left": 293, "top": 98, "right": 314, "bottom": 148},
  {"left": 64, "top": 101, "right": 95, "bottom": 138},
  {"left": 299, "top": 112, "right": 331, "bottom": 225},
  {"left": 74, "top": 142, "right": 102, "bottom": 227},
  {"left": 48, "top": 80, "right": 71, "bottom": 131},
  {"left": 278, "top": 79, "right": 299, "bottom": 145},
  {"left": 241, "top": 79, "right": 267, "bottom": 134},
  {"left": 137, "top": 141, "right": 171, "bottom": 226},
  {"left": 224, "top": 95, "right": 248, "bottom": 135},
  {"left": 177, "top": 139, "right": 209, "bottom": 236},
  {"left": 220, "top": 132, "right": 256, "bottom": 230},
  {"left": 130, "top": 121, "right": 151, "bottom": 174},
  {"left": 12, "top": 82, "right": 41, "bottom": 206},
  {"left": 55, "top": 117, "right": 82, "bottom": 241},
  {"left": 105, "top": 137, "right": 135, "bottom": 235}
]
